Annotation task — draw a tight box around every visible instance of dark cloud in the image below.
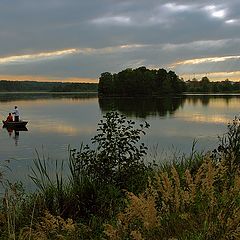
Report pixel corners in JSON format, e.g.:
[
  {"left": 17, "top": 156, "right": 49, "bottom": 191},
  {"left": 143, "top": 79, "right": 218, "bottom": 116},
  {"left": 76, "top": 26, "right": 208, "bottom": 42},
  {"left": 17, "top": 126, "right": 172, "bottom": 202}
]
[{"left": 0, "top": 0, "right": 239, "bottom": 81}]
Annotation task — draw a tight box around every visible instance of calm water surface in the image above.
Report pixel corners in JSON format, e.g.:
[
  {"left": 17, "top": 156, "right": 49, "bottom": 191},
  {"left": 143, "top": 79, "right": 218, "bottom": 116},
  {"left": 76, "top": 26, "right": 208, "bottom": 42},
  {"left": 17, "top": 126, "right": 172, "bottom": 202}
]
[{"left": 0, "top": 92, "right": 239, "bottom": 188}]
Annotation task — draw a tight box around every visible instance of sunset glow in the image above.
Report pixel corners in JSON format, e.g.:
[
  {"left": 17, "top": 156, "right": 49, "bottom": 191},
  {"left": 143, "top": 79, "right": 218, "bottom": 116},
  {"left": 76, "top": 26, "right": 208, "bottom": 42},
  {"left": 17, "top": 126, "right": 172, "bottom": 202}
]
[
  {"left": 0, "top": 75, "right": 98, "bottom": 83},
  {"left": 0, "top": 49, "right": 79, "bottom": 64}
]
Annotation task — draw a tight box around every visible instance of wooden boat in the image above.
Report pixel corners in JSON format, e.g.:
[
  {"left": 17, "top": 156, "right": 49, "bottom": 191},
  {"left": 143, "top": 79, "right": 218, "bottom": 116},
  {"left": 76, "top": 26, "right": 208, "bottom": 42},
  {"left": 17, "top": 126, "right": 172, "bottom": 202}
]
[{"left": 2, "top": 120, "right": 28, "bottom": 128}]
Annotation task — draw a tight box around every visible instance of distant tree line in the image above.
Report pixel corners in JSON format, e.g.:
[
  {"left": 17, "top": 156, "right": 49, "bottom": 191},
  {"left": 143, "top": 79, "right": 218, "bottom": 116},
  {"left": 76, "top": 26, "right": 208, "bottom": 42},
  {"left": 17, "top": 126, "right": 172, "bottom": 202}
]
[
  {"left": 51, "top": 82, "right": 98, "bottom": 92},
  {"left": 0, "top": 80, "right": 98, "bottom": 92},
  {"left": 98, "top": 67, "right": 186, "bottom": 96},
  {"left": 185, "top": 77, "right": 240, "bottom": 92},
  {"left": 2, "top": 73, "right": 239, "bottom": 94}
]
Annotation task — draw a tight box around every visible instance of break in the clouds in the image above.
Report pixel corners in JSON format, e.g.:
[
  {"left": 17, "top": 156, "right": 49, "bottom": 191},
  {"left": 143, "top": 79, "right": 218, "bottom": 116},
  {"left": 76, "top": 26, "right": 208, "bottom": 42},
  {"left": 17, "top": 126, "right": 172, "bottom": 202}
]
[
  {"left": 0, "top": 49, "right": 79, "bottom": 64},
  {"left": 172, "top": 55, "right": 240, "bottom": 66},
  {"left": 0, "top": 0, "right": 240, "bottom": 82}
]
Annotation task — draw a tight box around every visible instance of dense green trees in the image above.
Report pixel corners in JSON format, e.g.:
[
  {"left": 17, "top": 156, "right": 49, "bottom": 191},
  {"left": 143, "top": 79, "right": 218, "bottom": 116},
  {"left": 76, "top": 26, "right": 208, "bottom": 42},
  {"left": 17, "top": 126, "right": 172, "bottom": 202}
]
[
  {"left": 50, "top": 82, "right": 98, "bottom": 92},
  {"left": 0, "top": 80, "right": 98, "bottom": 92},
  {"left": 99, "top": 68, "right": 240, "bottom": 95},
  {"left": 186, "top": 77, "right": 240, "bottom": 92},
  {"left": 98, "top": 67, "right": 186, "bottom": 96}
]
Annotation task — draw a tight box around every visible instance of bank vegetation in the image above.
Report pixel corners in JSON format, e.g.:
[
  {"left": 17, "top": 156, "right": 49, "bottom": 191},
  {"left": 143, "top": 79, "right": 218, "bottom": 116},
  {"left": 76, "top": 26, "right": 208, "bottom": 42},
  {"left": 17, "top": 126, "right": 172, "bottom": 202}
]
[{"left": 1, "top": 112, "right": 240, "bottom": 239}]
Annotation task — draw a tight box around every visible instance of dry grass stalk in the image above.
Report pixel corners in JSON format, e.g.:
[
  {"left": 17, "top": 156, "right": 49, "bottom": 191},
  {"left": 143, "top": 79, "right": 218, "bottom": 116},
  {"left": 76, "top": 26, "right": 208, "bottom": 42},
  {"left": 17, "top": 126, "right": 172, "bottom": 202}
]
[
  {"left": 183, "top": 169, "right": 195, "bottom": 205},
  {"left": 201, "top": 160, "right": 216, "bottom": 212},
  {"left": 222, "top": 208, "right": 240, "bottom": 239},
  {"left": 105, "top": 190, "right": 160, "bottom": 239},
  {"left": 3, "top": 188, "right": 17, "bottom": 240},
  {"left": 19, "top": 210, "right": 76, "bottom": 240},
  {"left": 123, "top": 192, "right": 159, "bottom": 230},
  {"left": 130, "top": 230, "right": 144, "bottom": 240},
  {"left": 104, "top": 224, "right": 120, "bottom": 240},
  {"left": 155, "top": 172, "right": 174, "bottom": 209},
  {"left": 171, "top": 167, "right": 181, "bottom": 211}
]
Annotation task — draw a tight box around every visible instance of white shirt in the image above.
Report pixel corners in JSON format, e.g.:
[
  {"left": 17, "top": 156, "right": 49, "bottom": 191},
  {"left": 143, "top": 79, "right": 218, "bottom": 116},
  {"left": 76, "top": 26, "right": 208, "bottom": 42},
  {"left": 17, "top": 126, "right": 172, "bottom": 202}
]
[{"left": 13, "top": 108, "right": 20, "bottom": 117}]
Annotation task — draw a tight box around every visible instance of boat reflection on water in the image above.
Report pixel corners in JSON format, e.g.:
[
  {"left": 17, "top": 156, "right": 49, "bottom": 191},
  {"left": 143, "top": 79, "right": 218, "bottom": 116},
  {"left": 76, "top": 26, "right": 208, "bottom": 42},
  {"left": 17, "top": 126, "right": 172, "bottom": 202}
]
[{"left": 3, "top": 126, "right": 28, "bottom": 146}]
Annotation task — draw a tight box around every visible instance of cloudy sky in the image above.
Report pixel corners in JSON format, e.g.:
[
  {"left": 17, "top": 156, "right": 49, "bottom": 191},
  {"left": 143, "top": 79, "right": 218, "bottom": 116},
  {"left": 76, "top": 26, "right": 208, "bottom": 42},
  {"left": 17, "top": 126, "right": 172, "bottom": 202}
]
[{"left": 0, "top": 0, "right": 240, "bottom": 82}]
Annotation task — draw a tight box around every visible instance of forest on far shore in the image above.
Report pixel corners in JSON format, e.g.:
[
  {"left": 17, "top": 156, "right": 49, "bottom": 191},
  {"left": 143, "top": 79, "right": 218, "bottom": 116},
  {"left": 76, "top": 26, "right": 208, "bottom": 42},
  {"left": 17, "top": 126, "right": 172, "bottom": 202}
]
[
  {"left": 0, "top": 80, "right": 98, "bottom": 92},
  {"left": 1, "top": 69, "right": 240, "bottom": 94}
]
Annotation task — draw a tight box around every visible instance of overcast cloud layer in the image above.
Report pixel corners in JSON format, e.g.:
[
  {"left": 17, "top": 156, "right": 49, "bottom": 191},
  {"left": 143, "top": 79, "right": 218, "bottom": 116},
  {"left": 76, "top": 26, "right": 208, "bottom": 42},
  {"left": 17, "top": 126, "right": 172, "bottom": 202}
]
[{"left": 0, "top": 0, "right": 240, "bottom": 82}]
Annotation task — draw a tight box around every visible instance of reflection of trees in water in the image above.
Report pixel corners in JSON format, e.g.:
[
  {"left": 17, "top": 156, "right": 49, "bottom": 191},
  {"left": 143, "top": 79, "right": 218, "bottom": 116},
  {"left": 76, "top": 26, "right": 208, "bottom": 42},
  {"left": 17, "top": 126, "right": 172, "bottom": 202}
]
[
  {"left": 185, "top": 94, "right": 240, "bottom": 107},
  {"left": 186, "top": 96, "right": 210, "bottom": 106},
  {"left": 98, "top": 96, "right": 186, "bottom": 118},
  {"left": 99, "top": 94, "right": 240, "bottom": 118}
]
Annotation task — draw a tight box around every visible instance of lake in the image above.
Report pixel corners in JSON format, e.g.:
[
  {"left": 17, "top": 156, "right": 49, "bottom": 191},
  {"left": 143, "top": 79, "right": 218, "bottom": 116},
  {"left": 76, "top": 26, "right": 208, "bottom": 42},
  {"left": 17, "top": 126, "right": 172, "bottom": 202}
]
[{"left": 0, "top": 92, "right": 239, "bottom": 189}]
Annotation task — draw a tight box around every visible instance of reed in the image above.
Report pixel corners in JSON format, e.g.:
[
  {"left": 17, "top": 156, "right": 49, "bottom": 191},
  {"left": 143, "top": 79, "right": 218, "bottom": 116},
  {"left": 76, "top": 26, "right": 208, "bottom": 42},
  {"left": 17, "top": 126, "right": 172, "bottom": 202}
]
[{"left": 0, "top": 181, "right": 31, "bottom": 240}]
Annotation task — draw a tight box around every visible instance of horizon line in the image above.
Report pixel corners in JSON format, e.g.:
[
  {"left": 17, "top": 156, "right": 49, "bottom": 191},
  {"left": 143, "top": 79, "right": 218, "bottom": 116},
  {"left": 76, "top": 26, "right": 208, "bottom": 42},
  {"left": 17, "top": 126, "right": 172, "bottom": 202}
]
[{"left": 0, "top": 75, "right": 98, "bottom": 83}]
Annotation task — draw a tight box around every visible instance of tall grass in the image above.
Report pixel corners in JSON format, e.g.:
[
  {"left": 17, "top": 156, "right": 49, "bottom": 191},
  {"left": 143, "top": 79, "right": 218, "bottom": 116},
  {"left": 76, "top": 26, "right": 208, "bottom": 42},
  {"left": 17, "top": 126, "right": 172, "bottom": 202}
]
[
  {"left": 30, "top": 150, "right": 68, "bottom": 215},
  {"left": 104, "top": 156, "right": 240, "bottom": 239}
]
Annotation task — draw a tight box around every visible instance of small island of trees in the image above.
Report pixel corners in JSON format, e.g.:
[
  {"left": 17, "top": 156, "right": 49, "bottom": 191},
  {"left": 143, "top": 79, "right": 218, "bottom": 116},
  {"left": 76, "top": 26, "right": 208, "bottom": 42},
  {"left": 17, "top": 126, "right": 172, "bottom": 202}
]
[
  {"left": 98, "top": 67, "right": 186, "bottom": 96},
  {"left": 98, "top": 67, "right": 240, "bottom": 96}
]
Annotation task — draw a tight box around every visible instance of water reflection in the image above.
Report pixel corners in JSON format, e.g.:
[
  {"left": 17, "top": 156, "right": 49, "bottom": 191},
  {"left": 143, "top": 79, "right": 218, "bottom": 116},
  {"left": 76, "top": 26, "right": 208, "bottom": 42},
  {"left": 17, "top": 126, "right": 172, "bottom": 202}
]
[
  {"left": 99, "top": 96, "right": 186, "bottom": 118},
  {"left": 0, "top": 92, "right": 98, "bottom": 102},
  {"left": 0, "top": 92, "right": 240, "bottom": 190},
  {"left": 3, "top": 126, "right": 28, "bottom": 146},
  {"left": 99, "top": 94, "right": 240, "bottom": 118},
  {"left": 184, "top": 94, "right": 240, "bottom": 106}
]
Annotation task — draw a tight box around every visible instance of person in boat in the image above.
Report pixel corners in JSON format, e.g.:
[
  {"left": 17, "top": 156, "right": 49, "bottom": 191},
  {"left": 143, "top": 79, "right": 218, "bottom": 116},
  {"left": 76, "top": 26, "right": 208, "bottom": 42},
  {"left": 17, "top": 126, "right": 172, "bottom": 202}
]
[
  {"left": 12, "top": 106, "right": 20, "bottom": 122},
  {"left": 6, "top": 113, "right": 13, "bottom": 122}
]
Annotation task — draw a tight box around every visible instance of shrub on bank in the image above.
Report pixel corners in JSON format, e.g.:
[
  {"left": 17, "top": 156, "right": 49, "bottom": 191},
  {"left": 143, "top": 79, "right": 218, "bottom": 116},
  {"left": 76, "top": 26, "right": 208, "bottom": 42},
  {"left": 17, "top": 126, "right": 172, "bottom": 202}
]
[{"left": 70, "top": 111, "right": 151, "bottom": 191}]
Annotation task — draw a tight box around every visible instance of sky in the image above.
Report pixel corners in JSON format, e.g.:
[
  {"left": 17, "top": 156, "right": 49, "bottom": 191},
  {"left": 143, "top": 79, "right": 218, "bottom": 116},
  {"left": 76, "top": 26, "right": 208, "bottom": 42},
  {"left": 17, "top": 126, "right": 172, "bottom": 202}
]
[{"left": 0, "top": 0, "right": 240, "bottom": 83}]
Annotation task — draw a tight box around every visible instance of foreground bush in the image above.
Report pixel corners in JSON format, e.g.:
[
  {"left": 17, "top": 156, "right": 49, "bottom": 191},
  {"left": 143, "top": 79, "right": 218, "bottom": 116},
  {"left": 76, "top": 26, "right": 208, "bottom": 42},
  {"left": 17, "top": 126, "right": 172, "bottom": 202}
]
[{"left": 70, "top": 111, "right": 150, "bottom": 190}]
